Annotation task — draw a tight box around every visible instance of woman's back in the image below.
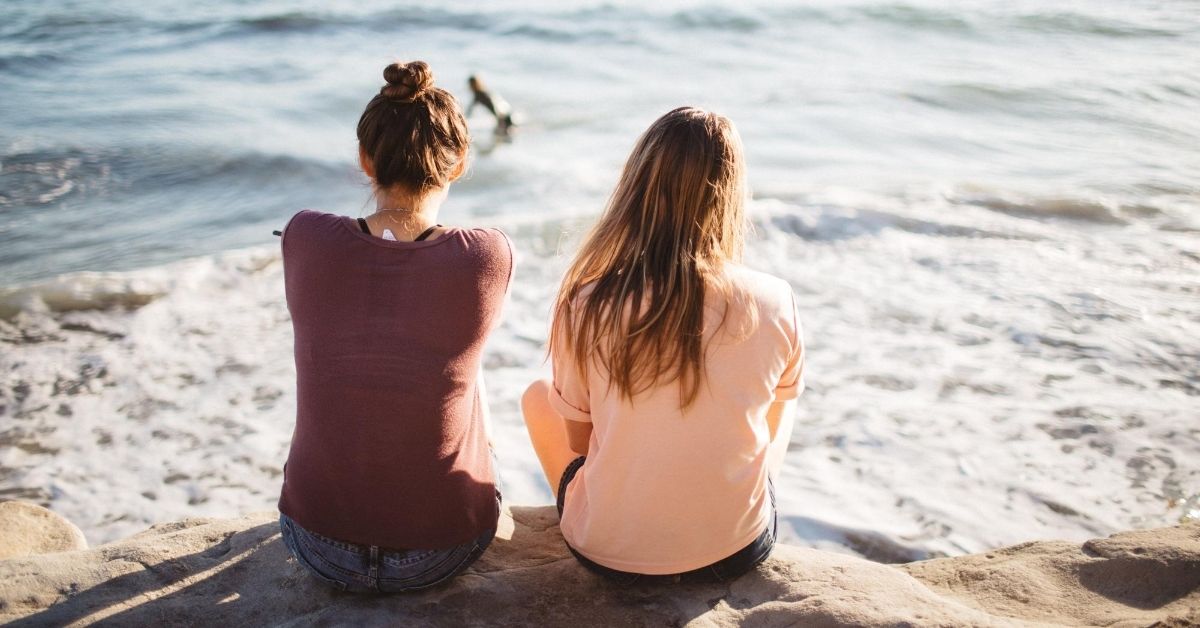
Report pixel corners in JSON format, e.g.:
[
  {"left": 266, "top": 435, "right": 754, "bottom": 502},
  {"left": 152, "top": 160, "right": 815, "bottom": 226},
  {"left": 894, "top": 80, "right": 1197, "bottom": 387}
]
[
  {"left": 523, "top": 106, "right": 802, "bottom": 583},
  {"left": 552, "top": 265, "right": 803, "bottom": 574},
  {"left": 279, "top": 209, "right": 512, "bottom": 550}
]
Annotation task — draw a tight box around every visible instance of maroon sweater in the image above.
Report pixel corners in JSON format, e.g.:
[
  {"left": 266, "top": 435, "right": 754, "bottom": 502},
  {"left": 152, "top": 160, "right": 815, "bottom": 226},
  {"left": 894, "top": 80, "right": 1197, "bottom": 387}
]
[{"left": 278, "top": 210, "right": 512, "bottom": 549}]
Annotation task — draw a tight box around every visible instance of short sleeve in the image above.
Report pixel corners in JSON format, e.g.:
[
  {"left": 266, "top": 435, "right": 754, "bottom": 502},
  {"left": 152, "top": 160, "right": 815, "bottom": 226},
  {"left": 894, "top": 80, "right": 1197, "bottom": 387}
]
[
  {"left": 548, "top": 318, "right": 592, "bottom": 423},
  {"left": 773, "top": 291, "right": 805, "bottom": 401}
]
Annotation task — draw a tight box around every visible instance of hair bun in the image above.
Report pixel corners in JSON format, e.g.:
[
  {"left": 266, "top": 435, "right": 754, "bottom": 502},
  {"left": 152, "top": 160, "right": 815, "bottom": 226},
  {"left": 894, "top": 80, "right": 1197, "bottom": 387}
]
[{"left": 381, "top": 61, "right": 433, "bottom": 103}]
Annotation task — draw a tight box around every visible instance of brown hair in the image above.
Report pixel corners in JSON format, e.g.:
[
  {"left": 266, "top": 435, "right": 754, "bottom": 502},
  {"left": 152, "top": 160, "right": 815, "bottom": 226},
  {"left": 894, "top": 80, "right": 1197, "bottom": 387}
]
[
  {"left": 549, "top": 107, "right": 748, "bottom": 408},
  {"left": 356, "top": 61, "right": 470, "bottom": 193}
]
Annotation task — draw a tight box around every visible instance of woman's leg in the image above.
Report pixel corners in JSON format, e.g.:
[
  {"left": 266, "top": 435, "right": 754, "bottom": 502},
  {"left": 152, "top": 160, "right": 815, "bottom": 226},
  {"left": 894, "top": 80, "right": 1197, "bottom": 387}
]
[{"left": 521, "top": 379, "right": 579, "bottom": 492}]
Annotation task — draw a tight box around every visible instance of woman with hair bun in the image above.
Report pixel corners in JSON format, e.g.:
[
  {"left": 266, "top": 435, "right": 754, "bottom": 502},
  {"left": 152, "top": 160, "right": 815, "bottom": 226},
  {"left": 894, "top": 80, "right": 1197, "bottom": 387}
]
[
  {"left": 276, "top": 61, "right": 513, "bottom": 593},
  {"left": 522, "top": 107, "right": 804, "bottom": 584}
]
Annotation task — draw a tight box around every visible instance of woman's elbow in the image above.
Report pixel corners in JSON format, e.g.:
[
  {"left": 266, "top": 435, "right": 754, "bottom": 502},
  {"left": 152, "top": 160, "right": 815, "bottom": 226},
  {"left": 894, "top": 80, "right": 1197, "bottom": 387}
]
[{"left": 565, "top": 422, "right": 592, "bottom": 456}]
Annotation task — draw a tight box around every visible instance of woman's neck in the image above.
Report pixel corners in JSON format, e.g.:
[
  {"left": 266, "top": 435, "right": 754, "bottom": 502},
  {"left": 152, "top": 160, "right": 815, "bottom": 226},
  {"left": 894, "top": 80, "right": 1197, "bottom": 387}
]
[
  {"left": 374, "top": 186, "right": 444, "bottom": 222},
  {"left": 362, "top": 185, "right": 448, "bottom": 240}
]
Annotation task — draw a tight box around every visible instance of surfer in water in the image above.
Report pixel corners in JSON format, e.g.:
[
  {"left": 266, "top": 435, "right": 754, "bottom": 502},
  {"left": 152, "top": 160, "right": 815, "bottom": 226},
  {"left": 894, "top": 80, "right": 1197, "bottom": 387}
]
[{"left": 468, "top": 74, "right": 515, "bottom": 137}]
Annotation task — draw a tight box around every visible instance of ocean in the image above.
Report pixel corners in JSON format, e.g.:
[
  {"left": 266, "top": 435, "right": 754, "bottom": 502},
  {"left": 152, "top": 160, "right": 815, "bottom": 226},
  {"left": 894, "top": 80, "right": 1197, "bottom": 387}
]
[{"left": 2, "top": 0, "right": 1198, "bottom": 560}]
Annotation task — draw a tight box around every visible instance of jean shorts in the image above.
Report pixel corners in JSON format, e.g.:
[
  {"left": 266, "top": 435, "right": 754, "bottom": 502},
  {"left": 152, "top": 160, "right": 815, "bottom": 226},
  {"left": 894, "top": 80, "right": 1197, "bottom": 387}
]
[
  {"left": 556, "top": 456, "right": 777, "bottom": 585},
  {"left": 279, "top": 494, "right": 499, "bottom": 593}
]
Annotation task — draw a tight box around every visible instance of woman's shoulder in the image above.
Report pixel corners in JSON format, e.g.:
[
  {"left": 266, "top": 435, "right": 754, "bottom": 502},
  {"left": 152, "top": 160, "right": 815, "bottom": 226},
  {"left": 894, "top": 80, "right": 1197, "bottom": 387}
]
[
  {"left": 281, "top": 209, "right": 345, "bottom": 236},
  {"left": 454, "top": 225, "right": 510, "bottom": 244},
  {"left": 723, "top": 264, "right": 794, "bottom": 309},
  {"left": 454, "top": 226, "right": 513, "bottom": 258},
  {"left": 279, "top": 210, "right": 348, "bottom": 248},
  {"left": 447, "top": 227, "right": 515, "bottom": 283},
  {"left": 721, "top": 265, "right": 802, "bottom": 349},
  {"left": 290, "top": 209, "right": 342, "bottom": 225}
]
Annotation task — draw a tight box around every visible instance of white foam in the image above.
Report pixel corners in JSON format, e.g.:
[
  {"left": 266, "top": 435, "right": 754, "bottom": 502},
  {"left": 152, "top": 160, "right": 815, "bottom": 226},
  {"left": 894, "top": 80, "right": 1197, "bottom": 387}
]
[{"left": 1, "top": 199, "right": 1198, "bottom": 559}]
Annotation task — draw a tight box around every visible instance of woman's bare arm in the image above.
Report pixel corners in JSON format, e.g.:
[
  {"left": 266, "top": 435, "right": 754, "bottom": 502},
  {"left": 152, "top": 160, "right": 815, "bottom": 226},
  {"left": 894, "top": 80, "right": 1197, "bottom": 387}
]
[
  {"left": 766, "top": 399, "right": 796, "bottom": 478},
  {"left": 565, "top": 419, "right": 592, "bottom": 456}
]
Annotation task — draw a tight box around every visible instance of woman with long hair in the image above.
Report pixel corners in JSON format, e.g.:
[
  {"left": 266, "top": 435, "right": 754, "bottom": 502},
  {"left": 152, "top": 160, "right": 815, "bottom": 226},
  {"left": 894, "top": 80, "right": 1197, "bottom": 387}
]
[
  {"left": 523, "top": 107, "right": 804, "bottom": 583},
  {"left": 277, "top": 61, "right": 512, "bottom": 593}
]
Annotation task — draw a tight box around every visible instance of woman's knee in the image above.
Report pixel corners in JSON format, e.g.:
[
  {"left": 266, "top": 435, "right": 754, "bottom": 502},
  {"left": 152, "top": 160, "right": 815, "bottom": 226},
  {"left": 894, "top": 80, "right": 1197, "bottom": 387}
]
[{"left": 521, "top": 379, "right": 552, "bottom": 417}]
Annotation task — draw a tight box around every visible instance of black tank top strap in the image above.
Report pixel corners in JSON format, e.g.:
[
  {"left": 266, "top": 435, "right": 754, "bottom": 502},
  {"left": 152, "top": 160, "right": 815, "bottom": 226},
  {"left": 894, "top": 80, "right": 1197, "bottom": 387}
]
[
  {"left": 359, "top": 218, "right": 441, "bottom": 241},
  {"left": 415, "top": 224, "right": 443, "bottom": 242}
]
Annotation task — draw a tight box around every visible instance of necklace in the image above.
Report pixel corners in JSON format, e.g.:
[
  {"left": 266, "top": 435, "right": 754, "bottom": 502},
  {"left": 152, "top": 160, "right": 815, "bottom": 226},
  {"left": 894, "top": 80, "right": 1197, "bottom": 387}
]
[
  {"left": 365, "top": 208, "right": 441, "bottom": 242},
  {"left": 371, "top": 209, "right": 435, "bottom": 230}
]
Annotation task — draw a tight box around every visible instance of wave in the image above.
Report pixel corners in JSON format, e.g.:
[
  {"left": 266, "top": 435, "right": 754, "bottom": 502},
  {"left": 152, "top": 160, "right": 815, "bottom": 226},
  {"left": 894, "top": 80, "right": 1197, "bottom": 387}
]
[
  {"left": 214, "top": 8, "right": 620, "bottom": 45},
  {"left": 668, "top": 7, "right": 765, "bottom": 33},
  {"left": 754, "top": 198, "right": 1046, "bottom": 243},
  {"left": 2, "top": 12, "right": 142, "bottom": 42},
  {"left": 498, "top": 22, "right": 621, "bottom": 44},
  {"left": 852, "top": 4, "right": 975, "bottom": 34},
  {"left": 948, "top": 192, "right": 1130, "bottom": 225},
  {"left": 0, "top": 7, "right": 486, "bottom": 53},
  {"left": 910, "top": 80, "right": 1200, "bottom": 122},
  {"left": 752, "top": 185, "right": 1185, "bottom": 238},
  {"left": 0, "top": 144, "right": 351, "bottom": 284},
  {"left": 0, "top": 149, "right": 107, "bottom": 209},
  {"left": 1012, "top": 11, "right": 1186, "bottom": 39},
  {"left": 904, "top": 81, "right": 1103, "bottom": 114},
  {"left": 200, "top": 6, "right": 763, "bottom": 41},
  {"left": 764, "top": 3, "right": 1192, "bottom": 39},
  {"left": 0, "top": 51, "right": 62, "bottom": 76},
  {"left": 0, "top": 269, "right": 172, "bottom": 320},
  {"left": 218, "top": 5, "right": 775, "bottom": 42},
  {"left": 235, "top": 12, "right": 332, "bottom": 33},
  {"left": 0, "top": 145, "right": 347, "bottom": 210},
  {"left": 3, "top": 2, "right": 1189, "bottom": 66},
  {"left": 0, "top": 247, "right": 280, "bottom": 320}
]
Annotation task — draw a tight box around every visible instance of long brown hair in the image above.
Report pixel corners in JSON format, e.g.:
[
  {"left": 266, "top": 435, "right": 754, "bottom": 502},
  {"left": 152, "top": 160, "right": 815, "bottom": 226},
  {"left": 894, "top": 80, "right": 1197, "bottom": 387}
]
[
  {"left": 549, "top": 107, "right": 748, "bottom": 408},
  {"left": 356, "top": 61, "right": 469, "bottom": 193}
]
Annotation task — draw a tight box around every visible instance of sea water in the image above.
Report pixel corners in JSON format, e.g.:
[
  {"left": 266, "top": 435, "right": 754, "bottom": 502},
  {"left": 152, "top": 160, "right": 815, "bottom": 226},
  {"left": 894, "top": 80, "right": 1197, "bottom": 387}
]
[{"left": 1, "top": 0, "right": 1198, "bottom": 559}]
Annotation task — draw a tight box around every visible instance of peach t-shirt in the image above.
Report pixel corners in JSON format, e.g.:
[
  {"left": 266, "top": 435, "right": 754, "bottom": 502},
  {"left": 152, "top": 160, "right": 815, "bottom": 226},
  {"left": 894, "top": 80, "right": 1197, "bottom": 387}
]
[{"left": 549, "top": 265, "right": 804, "bottom": 575}]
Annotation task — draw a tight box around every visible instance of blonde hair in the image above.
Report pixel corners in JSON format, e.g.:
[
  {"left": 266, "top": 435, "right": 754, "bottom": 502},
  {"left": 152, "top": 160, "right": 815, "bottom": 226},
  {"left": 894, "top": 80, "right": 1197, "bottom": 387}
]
[{"left": 549, "top": 107, "right": 748, "bottom": 408}]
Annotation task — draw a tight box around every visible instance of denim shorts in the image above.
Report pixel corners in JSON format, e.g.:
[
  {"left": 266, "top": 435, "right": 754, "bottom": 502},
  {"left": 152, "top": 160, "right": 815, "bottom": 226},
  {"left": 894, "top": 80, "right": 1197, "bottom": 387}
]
[
  {"left": 556, "top": 456, "right": 777, "bottom": 585},
  {"left": 279, "top": 495, "right": 499, "bottom": 594}
]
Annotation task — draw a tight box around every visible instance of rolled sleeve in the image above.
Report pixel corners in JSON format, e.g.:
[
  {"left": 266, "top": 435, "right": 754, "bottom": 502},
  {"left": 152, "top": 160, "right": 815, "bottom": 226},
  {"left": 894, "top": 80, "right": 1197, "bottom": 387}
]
[
  {"left": 549, "top": 381, "right": 591, "bottom": 423},
  {"left": 549, "top": 336, "right": 592, "bottom": 423},
  {"left": 772, "top": 291, "right": 805, "bottom": 401}
]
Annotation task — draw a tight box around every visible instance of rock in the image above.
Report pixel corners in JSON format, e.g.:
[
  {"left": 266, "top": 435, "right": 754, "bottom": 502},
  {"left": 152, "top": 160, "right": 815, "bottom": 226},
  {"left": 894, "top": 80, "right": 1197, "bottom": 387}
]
[
  {"left": 0, "top": 501, "right": 87, "bottom": 560},
  {"left": 902, "top": 523, "right": 1200, "bottom": 627},
  {"left": 0, "top": 505, "right": 1196, "bottom": 627}
]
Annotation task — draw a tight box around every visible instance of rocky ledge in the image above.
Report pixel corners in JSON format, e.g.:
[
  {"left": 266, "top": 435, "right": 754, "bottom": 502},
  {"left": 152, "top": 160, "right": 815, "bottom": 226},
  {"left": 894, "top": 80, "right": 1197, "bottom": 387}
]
[{"left": 0, "top": 503, "right": 1197, "bottom": 627}]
